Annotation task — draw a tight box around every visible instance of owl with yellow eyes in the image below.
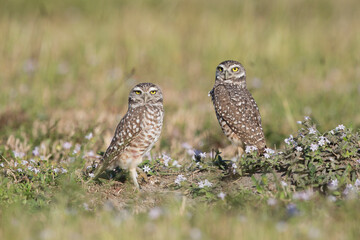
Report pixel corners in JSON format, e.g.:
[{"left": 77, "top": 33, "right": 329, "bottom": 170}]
[
  {"left": 209, "top": 60, "right": 266, "bottom": 157},
  {"left": 94, "top": 83, "right": 164, "bottom": 189}
]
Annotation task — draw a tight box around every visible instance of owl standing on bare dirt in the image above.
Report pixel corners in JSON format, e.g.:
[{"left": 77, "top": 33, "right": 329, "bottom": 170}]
[
  {"left": 94, "top": 83, "right": 164, "bottom": 189},
  {"left": 209, "top": 60, "right": 266, "bottom": 157}
]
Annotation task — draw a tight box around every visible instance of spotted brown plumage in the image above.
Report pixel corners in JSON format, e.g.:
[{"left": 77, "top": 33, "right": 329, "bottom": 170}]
[
  {"left": 209, "top": 60, "right": 266, "bottom": 156},
  {"left": 94, "top": 83, "right": 164, "bottom": 189}
]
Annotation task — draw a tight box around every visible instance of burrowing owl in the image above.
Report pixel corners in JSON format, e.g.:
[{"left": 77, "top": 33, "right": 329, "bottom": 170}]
[
  {"left": 209, "top": 60, "right": 266, "bottom": 156},
  {"left": 94, "top": 83, "right": 164, "bottom": 189}
]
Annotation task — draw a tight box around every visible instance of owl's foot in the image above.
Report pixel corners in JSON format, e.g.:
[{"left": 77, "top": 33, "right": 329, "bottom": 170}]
[
  {"left": 130, "top": 168, "right": 140, "bottom": 190},
  {"left": 237, "top": 146, "right": 244, "bottom": 159}
]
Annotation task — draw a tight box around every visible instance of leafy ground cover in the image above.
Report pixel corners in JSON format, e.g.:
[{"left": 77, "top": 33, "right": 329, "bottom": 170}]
[{"left": 1, "top": 0, "right": 360, "bottom": 239}]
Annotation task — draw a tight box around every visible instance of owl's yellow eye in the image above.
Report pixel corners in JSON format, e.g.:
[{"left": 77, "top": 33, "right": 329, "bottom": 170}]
[
  {"left": 134, "top": 90, "right": 141, "bottom": 95},
  {"left": 150, "top": 90, "right": 157, "bottom": 95},
  {"left": 232, "top": 67, "right": 239, "bottom": 72},
  {"left": 217, "top": 67, "right": 223, "bottom": 72}
]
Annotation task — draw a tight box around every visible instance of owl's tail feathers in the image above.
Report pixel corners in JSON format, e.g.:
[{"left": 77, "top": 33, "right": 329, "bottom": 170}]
[
  {"left": 93, "top": 162, "right": 106, "bottom": 180},
  {"left": 84, "top": 157, "right": 109, "bottom": 184}
]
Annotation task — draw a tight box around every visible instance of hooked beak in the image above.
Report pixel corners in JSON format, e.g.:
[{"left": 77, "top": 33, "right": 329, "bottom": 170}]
[
  {"left": 224, "top": 71, "right": 229, "bottom": 79},
  {"left": 144, "top": 94, "right": 148, "bottom": 103}
]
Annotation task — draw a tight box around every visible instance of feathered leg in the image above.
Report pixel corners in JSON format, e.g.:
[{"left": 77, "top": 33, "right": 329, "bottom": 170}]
[{"left": 130, "top": 168, "right": 140, "bottom": 189}]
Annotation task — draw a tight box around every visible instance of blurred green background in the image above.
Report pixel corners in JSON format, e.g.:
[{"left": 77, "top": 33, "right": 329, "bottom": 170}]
[
  {"left": 1, "top": 1, "right": 360, "bottom": 239},
  {"left": 1, "top": 0, "right": 359, "bottom": 149}
]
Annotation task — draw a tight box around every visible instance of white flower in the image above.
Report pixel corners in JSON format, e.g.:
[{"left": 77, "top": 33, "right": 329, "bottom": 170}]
[
  {"left": 21, "top": 160, "right": 28, "bottom": 165},
  {"left": 0, "top": 163, "right": 4, "bottom": 167},
  {"left": 143, "top": 165, "right": 151, "bottom": 173},
  {"left": 198, "top": 181, "right": 205, "bottom": 188},
  {"left": 172, "top": 160, "right": 181, "bottom": 168},
  {"left": 267, "top": 198, "right": 277, "bottom": 206},
  {"left": 32, "top": 147, "right": 40, "bottom": 156},
  {"left": 30, "top": 159, "right": 36, "bottom": 164},
  {"left": 17, "top": 168, "right": 23, "bottom": 172},
  {"left": 318, "top": 136, "right": 330, "bottom": 146},
  {"left": 318, "top": 139, "right": 326, "bottom": 146},
  {"left": 296, "top": 146, "right": 303, "bottom": 152},
  {"left": 263, "top": 148, "right": 275, "bottom": 159},
  {"left": 245, "top": 145, "right": 257, "bottom": 154},
  {"left": 218, "top": 192, "right": 226, "bottom": 200},
  {"left": 28, "top": 166, "right": 34, "bottom": 171},
  {"left": 187, "top": 149, "right": 195, "bottom": 155},
  {"left": 181, "top": 142, "right": 192, "bottom": 149},
  {"left": 310, "top": 143, "right": 318, "bottom": 152},
  {"left": 284, "top": 135, "right": 294, "bottom": 145},
  {"left": 199, "top": 152, "right": 207, "bottom": 159},
  {"left": 196, "top": 162, "right": 202, "bottom": 169},
  {"left": 89, "top": 173, "right": 95, "bottom": 178},
  {"left": 265, "top": 148, "right": 275, "bottom": 154},
  {"left": 280, "top": 181, "right": 288, "bottom": 187},
  {"left": 33, "top": 168, "right": 40, "bottom": 174},
  {"left": 293, "top": 189, "right": 313, "bottom": 201},
  {"left": 328, "top": 179, "right": 338, "bottom": 190},
  {"left": 175, "top": 174, "right": 186, "bottom": 186},
  {"left": 304, "top": 116, "right": 310, "bottom": 121},
  {"left": 61, "top": 168, "right": 68, "bottom": 173},
  {"left": 335, "top": 124, "right": 345, "bottom": 131},
  {"left": 85, "top": 132, "right": 93, "bottom": 140},
  {"left": 86, "top": 151, "right": 95, "bottom": 157},
  {"left": 231, "top": 162, "right": 238, "bottom": 174},
  {"left": 308, "top": 128, "right": 317, "bottom": 135},
  {"left": 83, "top": 203, "right": 89, "bottom": 211},
  {"left": 182, "top": 143, "right": 195, "bottom": 155},
  {"left": 203, "top": 179, "right": 212, "bottom": 187},
  {"left": 73, "top": 144, "right": 81, "bottom": 154},
  {"left": 354, "top": 179, "right": 360, "bottom": 188},
  {"left": 13, "top": 151, "right": 25, "bottom": 158},
  {"left": 297, "top": 121, "right": 302, "bottom": 124},
  {"left": 53, "top": 168, "right": 60, "bottom": 173},
  {"left": 343, "top": 184, "right": 354, "bottom": 195},
  {"left": 63, "top": 142, "right": 72, "bottom": 149},
  {"left": 162, "top": 153, "right": 171, "bottom": 166},
  {"left": 148, "top": 207, "right": 163, "bottom": 220},
  {"left": 329, "top": 130, "right": 335, "bottom": 135}
]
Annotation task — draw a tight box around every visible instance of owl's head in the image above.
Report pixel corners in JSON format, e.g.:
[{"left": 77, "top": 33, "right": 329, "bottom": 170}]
[
  {"left": 128, "top": 83, "right": 163, "bottom": 107},
  {"left": 215, "top": 60, "right": 246, "bottom": 87}
]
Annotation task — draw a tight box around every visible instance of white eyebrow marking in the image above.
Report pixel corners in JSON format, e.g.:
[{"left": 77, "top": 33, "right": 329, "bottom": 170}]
[
  {"left": 229, "top": 64, "right": 240, "bottom": 69},
  {"left": 133, "top": 87, "right": 142, "bottom": 91},
  {"left": 149, "top": 87, "right": 158, "bottom": 92}
]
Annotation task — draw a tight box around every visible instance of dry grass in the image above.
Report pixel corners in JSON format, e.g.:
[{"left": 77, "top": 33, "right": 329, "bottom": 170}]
[{"left": 1, "top": 0, "right": 360, "bottom": 239}]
